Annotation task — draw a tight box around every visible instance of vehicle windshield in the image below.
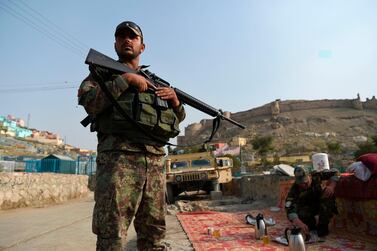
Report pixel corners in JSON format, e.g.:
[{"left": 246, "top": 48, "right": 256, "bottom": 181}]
[
  {"left": 191, "top": 159, "right": 211, "bottom": 167},
  {"left": 216, "top": 158, "right": 231, "bottom": 167},
  {"left": 171, "top": 161, "right": 188, "bottom": 169}
]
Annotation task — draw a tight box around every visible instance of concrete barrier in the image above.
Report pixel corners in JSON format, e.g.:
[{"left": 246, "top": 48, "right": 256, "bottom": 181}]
[{"left": 0, "top": 172, "right": 89, "bottom": 210}]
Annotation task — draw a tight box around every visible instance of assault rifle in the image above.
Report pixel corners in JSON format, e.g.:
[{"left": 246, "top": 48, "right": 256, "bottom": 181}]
[{"left": 84, "top": 49, "right": 246, "bottom": 131}]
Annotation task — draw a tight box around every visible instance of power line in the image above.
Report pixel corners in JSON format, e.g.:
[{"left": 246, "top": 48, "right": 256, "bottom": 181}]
[
  {"left": 0, "top": 85, "right": 77, "bottom": 93},
  {"left": 0, "top": 1, "right": 90, "bottom": 93},
  {"left": 0, "top": 1, "right": 86, "bottom": 57},
  {"left": 0, "top": 81, "right": 76, "bottom": 88},
  {"left": 16, "top": 0, "right": 90, "bottom": 52},
  {"left": 0, "top": 2, "right": 83, "bottom": 57}
]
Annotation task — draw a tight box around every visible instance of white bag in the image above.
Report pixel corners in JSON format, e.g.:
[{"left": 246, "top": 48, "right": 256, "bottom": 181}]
[{"left": 347, "top": 161, "right": 371, "bottom": 181}]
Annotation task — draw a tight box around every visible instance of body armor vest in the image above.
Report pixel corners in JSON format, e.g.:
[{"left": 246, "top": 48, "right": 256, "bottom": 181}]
[{"left": 95, "top": 89, "right": 180, "bottom": 145}]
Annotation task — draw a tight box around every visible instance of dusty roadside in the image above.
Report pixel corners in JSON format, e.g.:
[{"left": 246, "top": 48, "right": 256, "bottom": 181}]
[{"left": 0, "top": 192, "right": 270, "bottom": 251}]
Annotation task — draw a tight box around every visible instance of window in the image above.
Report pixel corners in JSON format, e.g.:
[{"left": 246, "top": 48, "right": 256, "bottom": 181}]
[
  {"left": 191, "top": 159, "right": 211, "bottom": 167},
  {"left": 222, "top": 159, "right": 230, "bottom": 167},
  {"left": 216, "top": 159, "right": 224, "bottom": 167},
  {"left": 171, "top": 161, "right": 188, "bottom": 169},
  {"left": 216, "top": 159, "right": 231, "bottom": 167}
]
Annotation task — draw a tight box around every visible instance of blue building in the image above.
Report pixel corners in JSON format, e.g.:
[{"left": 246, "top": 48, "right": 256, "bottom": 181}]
[
  {"left": 25, "top": 154, "right": 76, "bottom": 174},
  {"left": 0, "top": 115, "right": 32, "bottom": 138}
]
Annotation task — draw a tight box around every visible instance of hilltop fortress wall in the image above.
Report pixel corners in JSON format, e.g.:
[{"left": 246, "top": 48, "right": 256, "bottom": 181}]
[
  {"left": 182, "top": 95, "right": 377, "bottom": 138},
  {"left": 364, "top": 96, "right": 377, "bottom": 109},
  {"left": 279, "top": 99, "right": 361, "bottom": 113}
]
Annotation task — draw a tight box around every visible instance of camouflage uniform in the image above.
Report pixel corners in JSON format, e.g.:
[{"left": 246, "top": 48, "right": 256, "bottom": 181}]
[
  {"left": 78, "top": 70, "right": 185, "bottom": 250},
  {"left": 285, "top": 167, "right": 339, "bottom": 235}
]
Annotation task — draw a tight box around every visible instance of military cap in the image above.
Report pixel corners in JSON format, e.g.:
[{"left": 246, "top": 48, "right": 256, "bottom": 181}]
[
  {"left": 115, "top": 21, "right": 143, "bottom": 39},
  {"left": 294, "top": 166, "right": 309, "bottom": 184}
]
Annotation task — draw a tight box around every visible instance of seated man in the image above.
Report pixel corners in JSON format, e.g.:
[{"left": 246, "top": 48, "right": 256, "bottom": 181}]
[{"left": 285, "top": 166, "right": 339, "bottom": 237}]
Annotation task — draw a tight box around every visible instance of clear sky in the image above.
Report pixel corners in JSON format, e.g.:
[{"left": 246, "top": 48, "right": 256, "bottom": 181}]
[{"left": 0, "top": 0, "right": 376, "bottom": 151}]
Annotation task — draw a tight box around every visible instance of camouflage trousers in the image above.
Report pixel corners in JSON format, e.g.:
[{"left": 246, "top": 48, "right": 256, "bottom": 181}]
[
  {"left": 93, "top": 151, "right": 167, "bottom": 251},
  {"left": 298, "top": 195, "right": 337, "bottom": 230}
]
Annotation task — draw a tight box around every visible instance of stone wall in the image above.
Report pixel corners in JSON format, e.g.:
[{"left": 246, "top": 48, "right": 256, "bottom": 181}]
[
  {"left": 0, "top": 173, "right": 89, "bottom": 210},
  {"left": 184, "top": 122, "right": 203, "bottom": 137},
  {"left": 279, "top": 99, "right": 355, "bottom": 113},
  {"left": 232, "top": 105, "right": 271, "bottom": 122},
  {"left": 239, "top": 174, "right": 293, "bottom": 205},
  {"left": 364, "top": 96, "right": 377, "bottom": 109}
]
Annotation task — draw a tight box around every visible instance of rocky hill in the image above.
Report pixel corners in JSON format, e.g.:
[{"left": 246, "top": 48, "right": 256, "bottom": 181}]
[
  {"left": 0, "top": 135, "right": 79, "bottom": 160},
  {"left": 177, "top": 96, "right": 377, "bottom": 156}
]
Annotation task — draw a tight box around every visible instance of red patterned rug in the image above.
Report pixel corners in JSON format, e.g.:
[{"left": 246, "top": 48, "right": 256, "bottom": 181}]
[{"left": 176, "top": 209, "right": 377, "bottom": 251}]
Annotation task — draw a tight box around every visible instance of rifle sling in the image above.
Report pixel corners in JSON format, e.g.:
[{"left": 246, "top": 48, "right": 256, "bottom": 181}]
[{"left": 205, "top": 116, "right": 221, "bottom": 144}]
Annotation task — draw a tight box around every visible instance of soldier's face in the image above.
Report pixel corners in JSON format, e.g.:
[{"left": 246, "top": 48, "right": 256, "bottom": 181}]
[
  {"left": 298, "top": 176, "right": 312, "bottom": 190},
  {"left": 115, "top": 29, "right": 145, "bottom": 61}
]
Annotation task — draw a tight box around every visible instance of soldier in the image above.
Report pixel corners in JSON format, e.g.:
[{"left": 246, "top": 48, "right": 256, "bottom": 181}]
[
  {"left": 78, "top": 21, "right": 185, "bottom": 250},
  {"left": 285, "top": 166, "right": 339, "bottom": 238}
]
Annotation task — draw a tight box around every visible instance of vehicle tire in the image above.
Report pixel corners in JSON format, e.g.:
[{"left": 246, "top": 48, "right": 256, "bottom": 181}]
[
  {"left": 166, "top": 183, "right": 176, "bottom": 204},
  {"left": 203, "top": 181, "right": 213, "bottom": 194}
]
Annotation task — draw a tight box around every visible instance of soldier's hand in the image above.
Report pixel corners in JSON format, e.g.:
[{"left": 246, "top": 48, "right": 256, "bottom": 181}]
[
  {"left": 323, "top": 185, "right": 335, "bottom": 198},
  {"left": 122, "top": 73, "right": 156, "bottom": 92},
  {"left": 323, "top": 181, "right": 336, "bottom": 198},
  {"left": 292, "top": 218, "right": 309, "bottom": 235},
  {"left": 155, "top": 87, "right": 180, "bottom": 107}
]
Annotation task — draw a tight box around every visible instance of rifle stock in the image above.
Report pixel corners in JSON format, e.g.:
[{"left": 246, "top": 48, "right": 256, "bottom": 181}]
[{"left": 85, "top": 48, "right": 246, "bottom": 129}]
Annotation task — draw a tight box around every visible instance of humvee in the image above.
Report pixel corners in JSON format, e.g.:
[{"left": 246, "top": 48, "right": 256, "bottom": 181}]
[{"left": 165, "top": 151, "right": 233, "bottom": 203}]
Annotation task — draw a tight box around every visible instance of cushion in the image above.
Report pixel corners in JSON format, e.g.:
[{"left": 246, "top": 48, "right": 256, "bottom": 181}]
[
  {"left": 347, "top": 161, "right": 371, "bottom": 181},
  {"left": 357, "top": 153, "right": 377, "bottom": 175}
]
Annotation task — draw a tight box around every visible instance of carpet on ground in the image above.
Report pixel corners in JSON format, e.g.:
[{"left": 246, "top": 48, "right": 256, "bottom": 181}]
[{"left": 177, "top": 209, "right": 377, "bottom": 251}]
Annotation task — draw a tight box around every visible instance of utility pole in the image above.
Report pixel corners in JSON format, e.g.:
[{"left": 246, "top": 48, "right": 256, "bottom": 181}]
[
  {"left": 240, "top": 139, "right": 246, "bottom": 174},
  {"left": 239, "top": 144, "right": 246, "bottom": 174}
]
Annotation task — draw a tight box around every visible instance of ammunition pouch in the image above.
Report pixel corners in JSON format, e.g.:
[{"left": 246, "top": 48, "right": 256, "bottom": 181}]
[{"left": 96, "top": 90, "right": 180, "bottom": 145}]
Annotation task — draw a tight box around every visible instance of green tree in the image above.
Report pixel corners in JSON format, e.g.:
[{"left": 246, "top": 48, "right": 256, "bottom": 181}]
[
  {"left": 327, "top": 142, "right": 342, "bottom": 154},
  {"left": 354, "top": 134, "right": 377, "bottom": 158},
  {"left": 251, "top": 135, "right": 274, "bottom": 156},
  {"left": 251, "top": 135, "right": 274, "bottom": 167},
  {"left": 354, "top": 142, "right": 377, "bottom": 158},
  {"left": 327, "top": 141, "right": 343, "bottom": 169},
  {"left": 372, "top": 135, "right": 377, "bottom": 146}
]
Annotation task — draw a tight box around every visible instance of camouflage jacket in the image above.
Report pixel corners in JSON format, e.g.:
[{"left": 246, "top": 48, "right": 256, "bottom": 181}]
[
  {"left": 285, "top": 170, "right": 339, "bottom": 221},
  {"left": 78, "top": 73, "right": 185, "bottom": 155}
]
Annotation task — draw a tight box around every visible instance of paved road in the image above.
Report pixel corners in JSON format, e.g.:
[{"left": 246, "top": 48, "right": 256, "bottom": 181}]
[{"left": 0, "top": 193, "right": 192, "bottom": 251}]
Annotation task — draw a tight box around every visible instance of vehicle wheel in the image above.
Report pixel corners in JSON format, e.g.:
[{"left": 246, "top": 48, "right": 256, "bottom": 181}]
[
  {"left": 166, "top": 183, "right": 176, "bottom": 204},
  {"left": 203, "top": 181, "right": 213, "bottom": 194}
]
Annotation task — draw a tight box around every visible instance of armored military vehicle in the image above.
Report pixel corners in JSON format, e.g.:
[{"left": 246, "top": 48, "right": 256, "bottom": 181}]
[{"left": 165, "top": 151, "right": 233, "bottom": 203}]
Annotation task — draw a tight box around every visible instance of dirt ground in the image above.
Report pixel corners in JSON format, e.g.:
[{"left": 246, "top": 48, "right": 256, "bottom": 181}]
[{"left": 0, "top": 191, "right": 273, "bottom": 251}]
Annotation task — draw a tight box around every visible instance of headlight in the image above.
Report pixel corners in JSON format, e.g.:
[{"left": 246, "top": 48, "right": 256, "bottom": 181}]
[
  {"left": 200, "top": 173, "right": 207, "bottom": 179},
  {"left": 175, "top": 175, "right": 182, "bottom": 182}
]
